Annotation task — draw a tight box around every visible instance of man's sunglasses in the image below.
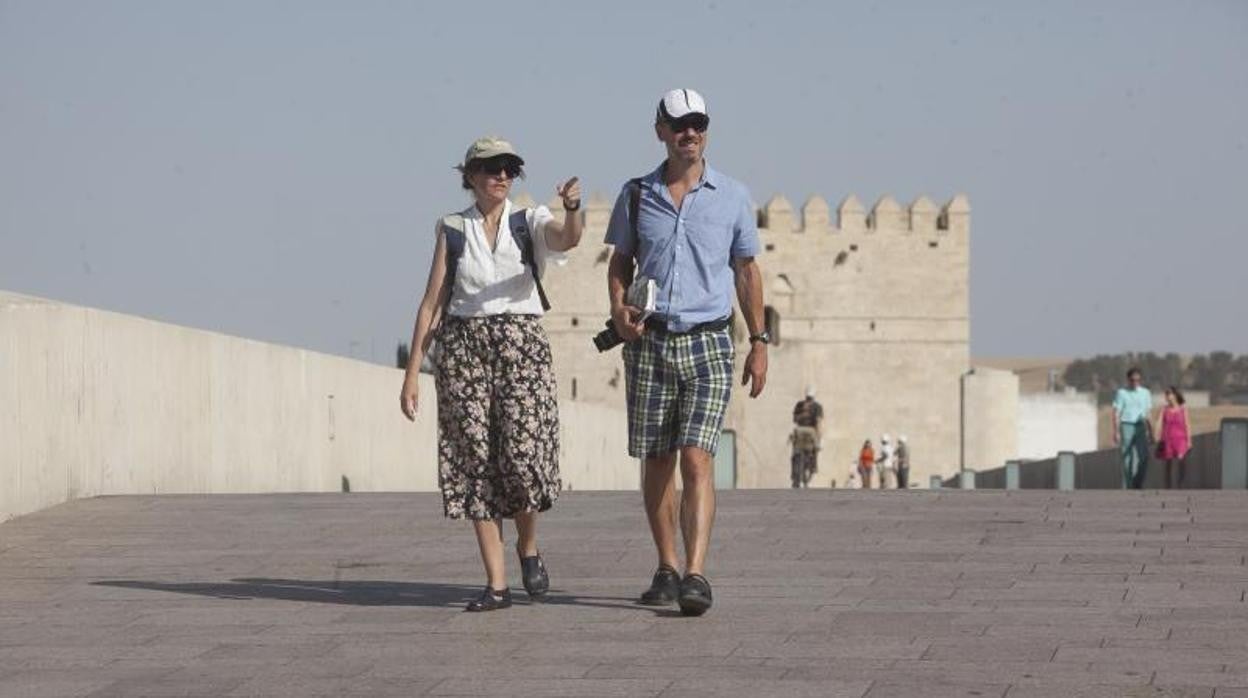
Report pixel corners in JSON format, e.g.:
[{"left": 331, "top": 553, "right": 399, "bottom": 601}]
[
  {"left": 475, "top": 157, "right": 523, "bottom": 179},
  {"left": 665, "top": 114, "right": 709, "bottom": 133}
]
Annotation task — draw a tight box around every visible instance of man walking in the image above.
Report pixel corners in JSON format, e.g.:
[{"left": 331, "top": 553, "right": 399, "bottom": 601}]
[
  {"left": 895, "top": 435, "right": 910, "bottom": 489},
  {"left": 791, "top": 386, "right": 824, "bottom": 488},
  {"left": 1113, "top": 367, "right": 1153, "bottom": 489},
  {"left": 605, "top": 88, "right": 768, "bottom": 616}
]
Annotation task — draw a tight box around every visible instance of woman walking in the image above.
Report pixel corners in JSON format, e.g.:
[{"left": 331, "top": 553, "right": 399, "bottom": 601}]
[
  {"left": 1155, "top": 387, "right": 1192, "bottom": 489},
  {"left": 858, "top": 440, "right": 875, "bottom": 490},
  {"left": 400, "top": 136, "right": 582, "bottom": 612}
]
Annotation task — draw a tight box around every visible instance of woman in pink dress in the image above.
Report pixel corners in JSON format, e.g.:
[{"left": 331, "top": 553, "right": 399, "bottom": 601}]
[{"left": 1155, "top": 387, "right": 1192, "bottom": 489}]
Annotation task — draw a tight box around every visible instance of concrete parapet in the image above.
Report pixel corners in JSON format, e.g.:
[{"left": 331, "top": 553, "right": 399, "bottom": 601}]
[
  {"left": 1222, "top": 418, "right": 1248, "bottom": 489},
  {"left": 0, "top": 290, "right": 636, "bottom": 522}
]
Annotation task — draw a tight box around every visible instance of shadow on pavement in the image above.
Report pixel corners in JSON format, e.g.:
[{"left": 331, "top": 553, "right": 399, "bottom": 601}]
[
  {"left": 92, "top": 578, "right": 482, "bottom": 606},
  {"left": 92, "top": 578, "right": 672, "bottom": 614}
]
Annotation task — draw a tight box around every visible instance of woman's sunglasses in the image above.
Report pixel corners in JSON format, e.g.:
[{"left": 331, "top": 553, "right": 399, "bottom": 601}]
[{"left": 475, "top": 158, "right": 523, "bottom": 179}]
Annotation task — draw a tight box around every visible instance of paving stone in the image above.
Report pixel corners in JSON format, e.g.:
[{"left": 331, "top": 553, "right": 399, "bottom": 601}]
[
  {"left": 426, "top": 677, "right": 671, "bottom": 696},
  {"left": 2, "top": 490, "right": 1247, "bottom": 696}
]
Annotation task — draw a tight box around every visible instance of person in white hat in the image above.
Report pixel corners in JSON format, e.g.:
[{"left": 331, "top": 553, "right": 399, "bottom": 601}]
[
  {"left": 605, "top": 89, "right": 768, "bottom": 617},
  {"left": 876, "top": 433, "right": 896, "bottom": 489},
  {"left": 400, "top": 135, "right": 583, "bottom": 612}
]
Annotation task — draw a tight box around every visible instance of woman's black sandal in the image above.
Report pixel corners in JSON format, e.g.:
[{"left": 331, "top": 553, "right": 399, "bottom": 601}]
[
  {"left": 465, "top": 586, "right": 512, "bottom": 612},
  {"left": 517, "top": 548, "right": 550, "bottom": 599}
]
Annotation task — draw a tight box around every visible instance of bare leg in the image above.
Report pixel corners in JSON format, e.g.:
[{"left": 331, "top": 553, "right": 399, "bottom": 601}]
[
  {"left": 472, "top": 519, "right": 507, "bottom": 590},
  {"left": 679, "top": 446, "right": 716, "bottom": 576},
  {"left": 514, "top": 511, "right": 539, "bottom": 557},
  {"left": 642, "top": 452, "right": 681, "bottom": 570}
]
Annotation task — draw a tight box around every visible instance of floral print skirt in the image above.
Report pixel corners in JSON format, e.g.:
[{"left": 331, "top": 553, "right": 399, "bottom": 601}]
[{"left": 434, "top": 314, "right": 560, "bottom": 520}]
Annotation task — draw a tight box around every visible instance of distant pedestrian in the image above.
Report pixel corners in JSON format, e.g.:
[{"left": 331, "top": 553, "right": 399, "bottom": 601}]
[
  {"left": 896, "top": 435, "right": 910, "bottom": 489},
  {"left": 790, "top": 385, "right": 824, "bottom": 488},
  {"left": 858, "top": 440, "right": 875, "bottom": 489},
  {"left": 1154, "top": 387, "right": 1192, "bottom": 489},
  {"left": 876, "top": 434, "right": 896, "bottom": 489},
  {"left": 1112, "top": 367, "right": 1153, "bottom": 489}
]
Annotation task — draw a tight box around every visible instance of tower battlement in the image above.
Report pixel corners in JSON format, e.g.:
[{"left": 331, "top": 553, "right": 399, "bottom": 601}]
[
  {"left": 759, "top": 193, "right": 970, "bottom": 236},
  {"left": 513, "top": 191, "right": 970, "bottom": 238}
]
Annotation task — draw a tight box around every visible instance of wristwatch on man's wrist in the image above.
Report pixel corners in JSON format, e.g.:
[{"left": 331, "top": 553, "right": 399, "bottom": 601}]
[
  {"left": 749, "top": 331, "right": 771, "bottom": 345},
  {"left": 563, "top": 199, "right": 581, "bottom": 212}
]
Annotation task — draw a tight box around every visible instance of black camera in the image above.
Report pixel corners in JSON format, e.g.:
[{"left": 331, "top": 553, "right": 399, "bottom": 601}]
[{"left": 592, "top": 319, "right": 624, "bottom": 352}]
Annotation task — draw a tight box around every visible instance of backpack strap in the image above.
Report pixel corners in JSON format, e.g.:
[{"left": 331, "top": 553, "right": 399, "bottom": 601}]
[
  {"left": 626, "top": 177, "right": 643, "bottom": 250},
  {"left": 439, "top": 214, "right": 466, "bottom": 311},
  {"left": 509, "top": 208, "right": 551, "bottom": 312}
]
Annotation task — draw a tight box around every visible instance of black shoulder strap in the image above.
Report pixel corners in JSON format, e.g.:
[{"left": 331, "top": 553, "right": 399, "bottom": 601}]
[
  {"left": 627, "top": 177, "right": 643, "bottom": 249},
  {"left": 440, "top": 215, "right": 466, "bottom": 311},
  {"left": 508, "top": 208, "right": 551, "bottom": 311}
]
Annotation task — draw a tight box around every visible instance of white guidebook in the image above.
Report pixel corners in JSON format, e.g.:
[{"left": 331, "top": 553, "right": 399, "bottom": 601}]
[{"left": 627, "top": 276, "right": 657, "bottom": 321}]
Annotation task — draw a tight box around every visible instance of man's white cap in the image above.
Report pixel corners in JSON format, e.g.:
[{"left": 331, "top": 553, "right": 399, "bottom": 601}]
[
  {"left": 657, "top": 88, "right": 709, "bottom": 121},
  {"left": 881, "top": 433, "right": 891, "bottom": 442},
  {"left": 899, "top": 434, "right": 908, "bottom": 443},
  {"left": 805, "top": 384, "right": 816, "bottom": 398}
]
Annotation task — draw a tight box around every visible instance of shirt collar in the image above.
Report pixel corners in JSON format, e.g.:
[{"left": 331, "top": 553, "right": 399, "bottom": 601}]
[
  {"left": 646, "top": 160, "right": 720, "bottom": 193},
  {"left": 462, "top": 198, "right": 513, "bottom": 221}
]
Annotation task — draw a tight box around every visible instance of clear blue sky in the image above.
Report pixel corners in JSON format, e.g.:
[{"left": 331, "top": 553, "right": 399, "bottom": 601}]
[{"left": 2, "top": 1, "right": 1245, "bottom": 361}]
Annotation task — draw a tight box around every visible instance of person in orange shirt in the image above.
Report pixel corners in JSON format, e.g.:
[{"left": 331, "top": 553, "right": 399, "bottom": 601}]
[{"left": 858, "top": 440, "right": 876, "bottom": 490}]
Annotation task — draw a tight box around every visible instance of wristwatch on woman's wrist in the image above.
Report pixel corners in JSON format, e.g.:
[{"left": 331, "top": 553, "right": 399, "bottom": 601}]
[
  {"left": 749, "top": 331, "right": 771, "bottom": 345},
  {"left": 563, "top": 199, "right": 581, "bottom": 212}
]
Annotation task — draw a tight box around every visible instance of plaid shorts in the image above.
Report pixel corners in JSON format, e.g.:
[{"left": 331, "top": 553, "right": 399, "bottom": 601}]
[{"left": 621, "top": 325, "right": 734, "bottom": 458}]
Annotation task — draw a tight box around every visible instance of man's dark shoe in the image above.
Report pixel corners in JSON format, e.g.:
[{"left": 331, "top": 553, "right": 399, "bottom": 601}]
[
  {"left": 465, "top": 587, "right": 512, "bottom": 612},
  {"left": 677, "top": 573, "right": 713, "bottom": 617},
  {"left": 638, "top": 565, "right": 681, "bottom": 606},
  {"left": 517, "top": 549, "right": 550, "bottom": 599}
]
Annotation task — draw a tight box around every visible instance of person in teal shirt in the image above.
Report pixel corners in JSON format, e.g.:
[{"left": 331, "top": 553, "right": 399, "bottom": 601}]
[{"left": 1112, "top": 367, "right": 1154, "bottom": 489}]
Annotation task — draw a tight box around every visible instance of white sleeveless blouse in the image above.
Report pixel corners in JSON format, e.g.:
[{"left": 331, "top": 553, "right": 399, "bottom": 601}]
[{"left": 442, "top": 198, "right": 567, "bottom": 317}]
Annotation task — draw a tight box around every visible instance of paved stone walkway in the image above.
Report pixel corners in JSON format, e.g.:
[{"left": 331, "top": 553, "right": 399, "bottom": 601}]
[{"left": 2, "top": 490, "right": 1247, "bottom": 697}]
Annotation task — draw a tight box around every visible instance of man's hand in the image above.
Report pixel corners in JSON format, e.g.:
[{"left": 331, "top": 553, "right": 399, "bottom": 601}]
[
  {"left": 611, "top": 305, "right": 646, "bottom": 342},
  {"left": 1111, "top": 429, "right": 1120, "bottom": 446},
  {"left": 741, "top": 343, "right": 768, "bottom": 398}
]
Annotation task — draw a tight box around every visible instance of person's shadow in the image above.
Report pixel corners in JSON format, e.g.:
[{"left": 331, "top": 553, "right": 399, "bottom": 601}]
[{"left": 91, "top": 578, "right": 663, "bottom": 612}]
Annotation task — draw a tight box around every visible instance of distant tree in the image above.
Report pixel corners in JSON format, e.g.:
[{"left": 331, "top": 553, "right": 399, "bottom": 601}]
[
  {"left": 1068, "top": 351, "right": 1248, "bottom": 405},
  {"left": 1190, "top": 351, "right": 1236, "bottom": 404},
  {"left": 396, "top": 343, "right": 410, "bottom": 370}
]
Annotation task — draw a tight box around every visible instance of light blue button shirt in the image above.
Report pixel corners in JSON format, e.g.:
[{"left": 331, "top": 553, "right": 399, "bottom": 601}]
[
  {"left": 604, "top": 162, "right": 760, "bottom": 332},
  {"left": 1113, "top": 386, "right": 1153, "bottom": 424}
]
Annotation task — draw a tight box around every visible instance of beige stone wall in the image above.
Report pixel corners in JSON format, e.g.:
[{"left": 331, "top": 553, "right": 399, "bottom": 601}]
[
  {"left": 534, "top": 191, "right": 972, "bottom": 488},
  {"left": 1, "top": 291, "right": 635, "bottom": 522}
]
